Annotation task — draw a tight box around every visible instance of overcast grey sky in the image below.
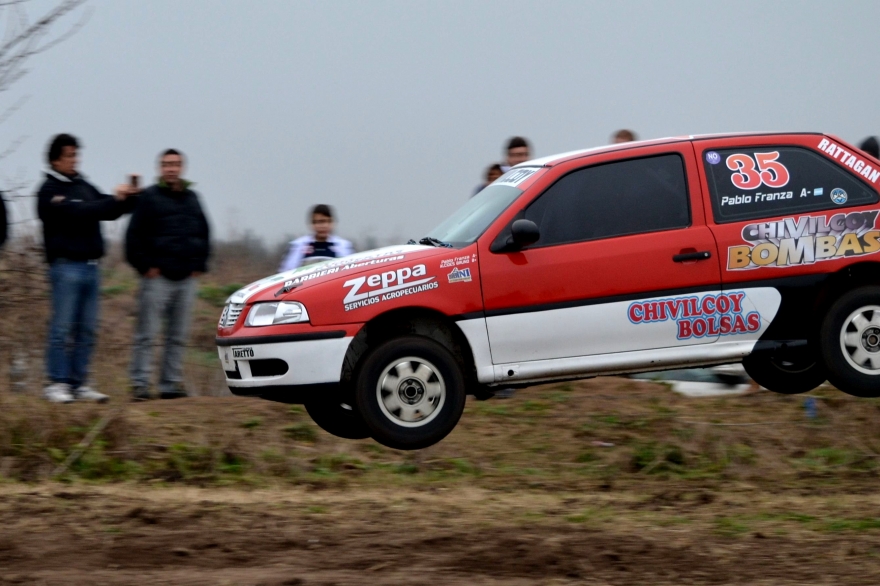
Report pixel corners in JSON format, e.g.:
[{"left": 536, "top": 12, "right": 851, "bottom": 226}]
[{"left": 4, "top": 0, "right": 880, "bottom": 247}]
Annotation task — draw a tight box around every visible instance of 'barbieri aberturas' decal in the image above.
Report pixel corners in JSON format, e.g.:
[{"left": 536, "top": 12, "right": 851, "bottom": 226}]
[
  {"left": 226, "top": 245, "right": 430, "bottom": 305},
  {"left": 343, "top": 264, "right": 438, "bottom": 312},
  {"left": 628, "top": 292, "right": 760, "bottom": 340},
  {"left": 728, "top": 211, "right": 880, "bottom": 270}
]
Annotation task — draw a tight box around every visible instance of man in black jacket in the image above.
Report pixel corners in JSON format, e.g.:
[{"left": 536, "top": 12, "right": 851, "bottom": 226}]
[
  {"left": 0, "top": 190, "right": 7, "bottom": 248},
  {"left": 126, "top": 149, "right": 210, "bottom": 400},
  {"left": 37, "top": 133, "right": 136, "bottom": 403}
]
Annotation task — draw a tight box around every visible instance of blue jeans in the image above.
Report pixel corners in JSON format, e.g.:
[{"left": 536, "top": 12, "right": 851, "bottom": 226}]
[
  {"left": 46, "top": 260, "right": 100, "bottom": 389},
  {"left": 129, "top": 276, "right": 197, "bottom": 392}
]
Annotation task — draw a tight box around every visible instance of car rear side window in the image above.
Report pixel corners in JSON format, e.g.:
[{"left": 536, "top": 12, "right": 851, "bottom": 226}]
[
  {"left": 524, "top": 153, "right": 690, "bottom": 247},
  {"left": 704, "top": 146, "right": 879, "bottom": 223}
]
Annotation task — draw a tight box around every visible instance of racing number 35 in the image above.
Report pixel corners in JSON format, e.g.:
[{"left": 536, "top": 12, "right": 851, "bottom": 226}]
[{"left": 726, "top": 151, "right": 790, "bottom": 190}]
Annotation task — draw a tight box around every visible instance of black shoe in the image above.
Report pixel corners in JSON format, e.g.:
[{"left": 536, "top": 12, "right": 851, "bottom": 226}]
[
  {"left": 131, "top": 385, "right": 152, "bottom": 402},
  {"left": 159, "top": 386, "right": 188, "bottom": 400}
]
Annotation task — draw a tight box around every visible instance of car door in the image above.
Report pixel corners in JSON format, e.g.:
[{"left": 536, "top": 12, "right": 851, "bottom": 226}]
[
  {"left": 694, "top": 134, "right": 880, "bottom": 344},
  {"left": 478, "top": 143, "right": 723, "bottom": 366}
]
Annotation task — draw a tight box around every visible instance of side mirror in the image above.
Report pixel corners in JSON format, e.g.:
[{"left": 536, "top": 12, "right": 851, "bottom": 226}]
[
  {"left": 509, "top": 219, "right": 540, "bottom": 250},
  {"left": 489, "top": 218, "right": 541, "bottom": 253},
  {"left": 504, "top": 220, "right": 541, "bottom": 251}
]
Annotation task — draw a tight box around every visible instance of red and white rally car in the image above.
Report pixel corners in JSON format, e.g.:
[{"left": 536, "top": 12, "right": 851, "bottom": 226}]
[{"left": 218, "top": 132, "right": 880, "bottom": 449}]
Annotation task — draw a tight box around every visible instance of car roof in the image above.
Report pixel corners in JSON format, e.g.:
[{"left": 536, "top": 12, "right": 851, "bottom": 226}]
[{"left": 517, "top": 132, "right": 825, "bottom": 168}]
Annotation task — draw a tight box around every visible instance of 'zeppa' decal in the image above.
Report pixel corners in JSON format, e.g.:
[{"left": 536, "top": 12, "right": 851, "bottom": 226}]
[
  {"left": 343, "top": 264, "right": 438, "bottom": 311},
  {"left": 728, "top": 211, "right": 880, "bottom": 270},
  {"left": 628, "top": 292, "right": 760, "bottom": 340}
]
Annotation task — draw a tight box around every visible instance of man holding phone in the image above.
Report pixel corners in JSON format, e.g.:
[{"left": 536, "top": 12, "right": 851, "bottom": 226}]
[
  {"left": 126, "top": 149, "right": 210, "bottom": 401},
  {"left": 37, "top": 133, "right": 138, "bottom": 403}
]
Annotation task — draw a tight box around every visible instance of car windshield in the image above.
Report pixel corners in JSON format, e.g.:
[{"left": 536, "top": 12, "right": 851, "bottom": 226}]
[{"left": 423, "top": 184, "right": 523, "bottom": 247}]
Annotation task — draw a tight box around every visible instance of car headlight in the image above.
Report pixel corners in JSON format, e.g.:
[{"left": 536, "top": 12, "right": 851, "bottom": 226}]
[{"left": 245, "top": 302, "right": 309, "bottom": 327}]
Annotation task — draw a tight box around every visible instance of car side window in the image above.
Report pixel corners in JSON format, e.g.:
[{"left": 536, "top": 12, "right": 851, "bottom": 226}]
[
  {"left": 524, "top": 153, "right": 690, "bottom": 247},
  {"left": 704, "top": 146, "right": 879, "bottom": 223}
]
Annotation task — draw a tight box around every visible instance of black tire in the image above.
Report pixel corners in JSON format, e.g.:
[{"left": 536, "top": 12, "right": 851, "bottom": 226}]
[
  {"left": 304, "top": 395, "right": 371, "bottom": 440},
  {"left": 742, "top": 352, "right": 826, "bottom": 395},
  {"left": 820, "top": 286, "right": 880, "bottom": 398},
  {"left": 354, "top": 336, "right": 466, "bottom": 450}
]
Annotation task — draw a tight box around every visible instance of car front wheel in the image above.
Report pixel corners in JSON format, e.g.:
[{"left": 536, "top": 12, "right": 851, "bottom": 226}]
[
  {"left": 820, "top": 286, "right": 880, "bottom": 398},
  {"left": 304, "top": 395, "right": 371, "bottom": 440},
  {"left": 354, "top": 336, "right": 466, "bottom": 450}
]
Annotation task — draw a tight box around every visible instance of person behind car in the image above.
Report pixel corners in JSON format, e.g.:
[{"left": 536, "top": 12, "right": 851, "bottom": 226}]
[
  {"left": 502, "top": 136, "right": 532, "bottom": 172},
  {"left": 126, "top": 149, "right": 211, "bottom": 401},
  {"left": 37, "top": 133, "right": 136, "bottom": 403},
  {"left": 278, "top": 204, "right": 354, "bottom": 271},
  {"left": 860, "top": 136, "right": 879, "bottom": 159},
  {"left": 0, "top": 190, "right": 7, "bottom": 249},
  {"left": 611, "top": 129, "right": 637, "bottom": 143},
  {"left": 471, "top": 163, "right": 505, "bottom": 197}
]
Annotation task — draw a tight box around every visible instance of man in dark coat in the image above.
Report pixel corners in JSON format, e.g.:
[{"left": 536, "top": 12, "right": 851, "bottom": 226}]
[
  {"left": 37, "top": 133, "right": 136, "bottom": 403},
  {"left": 0, "top": 190, "right": 7, "bottom": 248},
  {"left": 126, "top": 149, "right": 210, "bottom": 400}
]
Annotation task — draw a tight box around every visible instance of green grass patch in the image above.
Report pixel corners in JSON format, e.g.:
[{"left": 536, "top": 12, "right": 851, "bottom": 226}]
[
  {"left": 714, "top": 516, "right": 750, "bottom": 536},
  {"left": 283, "top": 423, "right": 317, "bottom": 443},
  {"left": 821, "top": 518, "right": 880, "bottom": 532},
  {"left": 198, "top": 283, "right": 244, "bottom": 307}
]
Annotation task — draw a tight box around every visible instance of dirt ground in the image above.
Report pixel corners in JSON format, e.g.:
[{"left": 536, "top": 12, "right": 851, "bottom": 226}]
[
  {"left": 2, "top": 378, "right": 880, "bottom": 585},
  {"left": 2, "top": 482, "right": 880, "bottom": 585},
  {"left": 3, "top": 252, "right": 880, "bottom": 584}
]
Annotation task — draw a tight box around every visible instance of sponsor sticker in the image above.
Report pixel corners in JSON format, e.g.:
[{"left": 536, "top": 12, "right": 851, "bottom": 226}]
[
  {"left": 628, "top": 292, "right": 761, "bottom": 340},
  {"left": 447, "top": 267, "right": 472, "bottom": 283},
  {"left": 830, "top": 188, "right": 848, "bottom": 205},
  {"left": 232, "top": 347, "right": 254, "bottom": 359},
  {"left": 229, "top": 245, "right": 427, "bottom": 304},
  {"left": 727, "top": 211, "right": 880, "bottom": 270},
  {"left": 817, "top": 138, "right": 880, "bottom": 184},
  {"left": 343, "top": 264, "right": 438, "bottom": 311},
  {"left": 705, "top": 151, "right": 721, "bottom": 165},
  {"left": 495, "top": 167, "right": 538, "bottom": 187},
  {"left": 439, "top": 255, "right": 471, "bottom": 268}
]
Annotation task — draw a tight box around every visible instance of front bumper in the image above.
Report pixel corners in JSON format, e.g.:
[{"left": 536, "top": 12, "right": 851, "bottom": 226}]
[{"left": 216, "top": 331, "right": 352, "bottom": 392}]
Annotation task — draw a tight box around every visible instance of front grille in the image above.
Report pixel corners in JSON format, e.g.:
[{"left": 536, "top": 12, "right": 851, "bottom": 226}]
[{"left": 219, "top": 303, "right": 245, "bottom": 327}]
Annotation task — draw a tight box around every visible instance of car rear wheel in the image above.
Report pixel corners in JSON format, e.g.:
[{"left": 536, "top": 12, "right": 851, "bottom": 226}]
[
  {"left": 742, "top": 352, "right": 826, "bottom": 395},
  {"left": 820, "top": 286, "right": 880, "bottom": 398},
  {"left": 304, "top": 395, "right": 371, "bottom": 440},
  {"left": 354, "top": 336, "right": 466, "bottom": 450}
]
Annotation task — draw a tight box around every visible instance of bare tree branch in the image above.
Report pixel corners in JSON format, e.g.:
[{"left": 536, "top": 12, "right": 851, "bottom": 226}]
[
  {"left": 0, "top": 0, "right": 91, "bottom": 242},
  {"left": 0, "top": 0, "right": 89, "bottom": 93},
  {"left": 0, "top": 93, "right": 27, "bottom": 126}
]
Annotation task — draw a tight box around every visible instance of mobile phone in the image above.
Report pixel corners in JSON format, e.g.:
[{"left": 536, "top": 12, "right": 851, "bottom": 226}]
[{"left": 129, "top": 174, "right": 140, "bottom": 189}]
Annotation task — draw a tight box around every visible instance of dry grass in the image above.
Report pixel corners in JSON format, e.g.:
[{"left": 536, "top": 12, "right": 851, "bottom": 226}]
[
  {"left": 4, "top": 243, "right": 880, "bottom": 583},
  {"left": 0, "top": 241, "right": 879, "bottom": 490}
]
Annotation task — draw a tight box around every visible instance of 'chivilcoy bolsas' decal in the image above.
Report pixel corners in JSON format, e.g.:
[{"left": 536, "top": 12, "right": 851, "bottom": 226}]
[
  {"left": 628, "top": 292, "right": 761, "bottom": 340},
  {"left": 728, "top": 211, "right": 880, "bottom": 270}
]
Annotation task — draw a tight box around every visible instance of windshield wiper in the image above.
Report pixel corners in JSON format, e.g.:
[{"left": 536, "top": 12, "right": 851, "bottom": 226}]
[{"left": 415, "top": 237, "right": 453, "bottom": 248}]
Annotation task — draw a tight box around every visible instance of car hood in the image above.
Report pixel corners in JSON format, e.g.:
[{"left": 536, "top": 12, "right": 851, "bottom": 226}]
[{"left": 227, "top": 244, "right": 445, "bottom": 305}]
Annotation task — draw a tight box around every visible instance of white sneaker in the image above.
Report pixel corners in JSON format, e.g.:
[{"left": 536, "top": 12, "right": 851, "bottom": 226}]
[
  {"left": 73, "top": 386, "right": 109, "bottom": 404},
  {"left": 44, "top": 383, "right": 74, "bottom": 404}
]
